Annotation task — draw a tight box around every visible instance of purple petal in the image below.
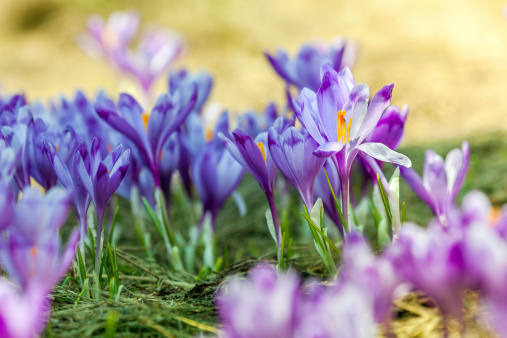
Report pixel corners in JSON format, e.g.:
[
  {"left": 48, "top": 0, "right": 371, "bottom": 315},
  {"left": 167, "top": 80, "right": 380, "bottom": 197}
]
[{"left": 313, "top": 142, "right": 344, "bottom": 158}]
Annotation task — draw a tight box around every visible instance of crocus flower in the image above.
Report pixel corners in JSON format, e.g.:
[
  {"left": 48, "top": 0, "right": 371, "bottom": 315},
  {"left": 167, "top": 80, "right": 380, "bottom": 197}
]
[
  {"left": 400, "top": 141, "right": 469, "bottom": 226},
  {"left": 78, "top": 10, "right": 139, "bottom": 62},
  {"left": 44, "top": 142, "right": 92, "bottom": 247},
  {"left": 0, "top": 278, "right": 47, "bottom": 338},
  {"left": 218, "top": 129, "right": 281, "bottom": 257},
  {"left": 340, "top": 232, "right": 406, "bottom": 325},
  {"left": 314, "top": 158, "right": 343, "bottom": 235},
  {"left": 295, "top": 282, "right": 377, "bottom": 338},
  {"left": 128, "top": 28, "right": 184, "bottom": 95},
  {"left": 387, "top": 222, "right": 472, "bottom": 319},
  {"left": 216, "top": 264, "right": 301, "bottom": 338},
  {"left": 192, "top": 142, "right": 244, "bottom": 231},
  {"left": 265, "top": 39, "right": 357, "bottom": 91},
  {"left": 1, "top": 106, "right": 34, "bottom": 189},
  {"left": 294, "top": 64, "right": 411, "bottom": 230},
  {"left": 169, "top": 69, "right": 213, "bottom": 114},
  {"left": 268, "top": 125, "right": 325, "bottom": 210},
  {"left": 78, "top": 11, "right": 184, "bottom": 97},
  {"left": 77, "top": 137, "right": 129, "bottom": 274},
  {"left": 95, "top": 88, "right": 197, "bottom": 188},
  {"left": 0, "top": 187, "right": 78, "bottom": 293},
  {"left": 237, "top": 103, "right": 278, "bottom": 138},
  {"left": 29, "top": 119, "right": 81, "bottom": 190}
]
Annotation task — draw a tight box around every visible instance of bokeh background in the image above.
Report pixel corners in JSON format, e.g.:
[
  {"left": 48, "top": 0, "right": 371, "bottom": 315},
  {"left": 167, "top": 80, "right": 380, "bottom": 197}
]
[{"left": 1, "top": 0, "right": 507, "bottom": 143}]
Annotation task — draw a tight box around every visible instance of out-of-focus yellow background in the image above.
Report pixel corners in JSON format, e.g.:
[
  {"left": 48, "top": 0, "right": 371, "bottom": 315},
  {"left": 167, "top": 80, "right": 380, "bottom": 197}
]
[{"left": 1, "top": 0, "right": 507, "bottom": 144}]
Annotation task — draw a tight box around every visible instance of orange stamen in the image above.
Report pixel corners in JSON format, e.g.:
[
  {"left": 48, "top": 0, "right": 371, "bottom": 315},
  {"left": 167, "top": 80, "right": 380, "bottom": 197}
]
[
  {"left": 489, "top": 206, "right": 501, "bottom": 226},
  {"left": 142, "top": 113, "right": 150, "bottom": 131},
  {"left": 257, "top": 142, "right": 266, "bottom": 162},
  {"left": 205, "top": 128, "right": 214, "bottom": 142},
  {"left": 30, "top": 246, "right": 38, "bottom": 257},
  {"left": 55, "top": 145, "right": 59, "bottom": 152},
  {"left": 107, "top": 144, "right": 113, "bottom": 153}
]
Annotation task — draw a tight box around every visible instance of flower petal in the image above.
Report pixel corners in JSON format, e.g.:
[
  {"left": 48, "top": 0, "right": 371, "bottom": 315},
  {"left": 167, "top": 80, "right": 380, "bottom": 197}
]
[
  {"left": 313, "top": 142, "right": 344, "bottom": 158},
  {"left": 356, "top": 142, "right": 411, "bottom": 167}
]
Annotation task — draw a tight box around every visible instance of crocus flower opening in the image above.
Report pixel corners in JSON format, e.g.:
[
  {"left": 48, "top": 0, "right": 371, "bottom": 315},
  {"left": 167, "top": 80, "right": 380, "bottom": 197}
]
[
  {"left": 400, "top": 141, "right": 469, "bottom": 227},
  {"left": 1, "top": 187, "right": 78, "bottom": 293},
  {"left": 219, "top": 126, "right": 290, "bottom": 260},
  {"left": 216, "top": 264, "right": 301, "bottom": 338},
  {"left": 268, "top": 125, "right": 325, "bottom": 211},
  {"left": 95, "top": 86, "right": 197, "bottom": 189},
  {"left": 44, "top": 141, "right": 92, "bottom": 248},
  {"left": 78, "top": 10, "right": 184, "bottom": 98},
  {"left": 265, "top": 39, "right": 357, "bottom": 92},
  {"left": 295, "top": 63, "right": 412, "bottom": 230},
  {"left": 0, "top": 278, "right": 47, "bottom": 338},
  {"left": 77, "top": 137, "right": 130, "bottom": 275}
]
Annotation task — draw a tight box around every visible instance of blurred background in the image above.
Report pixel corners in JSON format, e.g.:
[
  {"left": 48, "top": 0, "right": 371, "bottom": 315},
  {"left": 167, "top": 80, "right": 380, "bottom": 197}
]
[{"left": 1, "top": 0, "right": 507, "bottom": 144}]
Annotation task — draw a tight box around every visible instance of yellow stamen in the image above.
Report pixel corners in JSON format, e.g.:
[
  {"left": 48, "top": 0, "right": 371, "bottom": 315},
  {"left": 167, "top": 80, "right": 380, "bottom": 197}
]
[
  {"left": 257, "top": 142, "right": 266, "bottom": 162},
  {"left": 159, "top": 150, "right": 164, "bottom": 162},
  {"left": 489, "top": 206, "right": 501, "bottom": 226},
  {"left": 107, "top": 144, "right": 113, "bottom": 153},
  {"left": 30, "top": 246, "right": 38, "bottom": 257},
  {"left": 336, "top": 110, "right": 352, "bottom": 143},
  {"left": 108, "top": 170, "right": 111, "bottom": 174},
  {"left": 205, "top": 128, "right": 214, "bottom": 142},
  {"left": 142, "top": 113, "right": 150, "bottom": 131},
  {"left": 55, "top": 145, "right": 59, "bottom": 152}
]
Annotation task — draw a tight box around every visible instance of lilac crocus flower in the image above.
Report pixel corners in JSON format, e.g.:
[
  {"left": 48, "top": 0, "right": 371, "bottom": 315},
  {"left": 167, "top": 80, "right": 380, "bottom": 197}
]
[
  {"left": 29, "top": 119, "right": 81, "bottom": 190},
  {"left": 387, "top": 222, "right": 472, "bottom": 319},
  {"left": 1, "top": 106, "right": 34, "bottom": 189},
  {"left": 78, "top": 11, "right": 184, "bottom": 97},
  {"left": 0, "top": 187, "right": 78, "bottom": 293},
  {"left": 44, "top": 142, "right": 92, "bottom": 247},
  {"left": 400, "top": 141, "right": 469, "bottom": 226},
  {"left": 268, "top": 125, "right": 325, "bottom": 210},
  {"left": 340, "top": 232, "right": 406, "bottom": 325},
  {"left": 294, "top": 64, "right": 411, "bottom": 230},
  {"left": 128, "top": 28, "right": 184, "bottom": 95},
  {"left": 218, "top": 129, "right": 281, "bottom": 257},
  {"left": 192, "top": 143, "right": 244, "bottom": 231},
  {"left": 266, "top": 39, "right": 357, "bottom": 91},
  {"left": 0, "top": 278, "right": 47, "bottom": 338},
  {"left": 169, "top": 69, "right": 213, "bottom": 114},
  {"left": 237, "top": 103, "right": 278, "bottom": 138},
  {"left": 77, "top": 138, "right": 129, "bottom": 274},
  {"left": 95, "top": 88, "right": 196, "bottom": 188},
  {"left": 216, "top": 264, "right": 301, "bottom": 338}
]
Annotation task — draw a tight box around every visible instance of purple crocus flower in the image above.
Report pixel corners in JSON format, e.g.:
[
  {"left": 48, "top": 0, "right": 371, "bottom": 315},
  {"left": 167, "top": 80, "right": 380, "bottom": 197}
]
[
  {"left": 44, "top": 142, "right": 92, "bottom": 247},
  {"left": 169, "top": 69, "right": 213, "bottom": 114},
  {"left": 192, "top": 142, "right": 244, "bottom": 231},
  {"left": 218, "top": 129, "right": 281, "bottom": 256},
  {"left": 294, "top": 64, "right": 411, "bottom": 230},
  {"left": 265, "top": 39, "right": 357, "bottom": 91},
  {"left": 340, "top": 232, "right": 406, "bottom": 325},
  {"left": 237, "top": 103, "right": 278, "bottom": 138},
  {"left": 78, "top": 10, "right": 139, "bottom": 62},
  {"left": 387, "top": 222, "right": 471, "bottom": 319},
  {"left": 0, "top": 278, "right": 47, "bottom": 338},
  {"left": 77, "top": 137, "right": 129, "bottom": 274},
  {"left": 1, "top": 106, "right": 34, "bottom": 189},
  {"left": 29, "top": 119, "right": 81, "bottom": 190},
  {"left": 128, "top": 28, "right": 184, "bottom": 95},
  {"left": 268, "top": 125, "right": 325, "bottom": 210},
  {"left": 95, "top": 88, "right": 196, "bottom": 188},
  {"left": 0, "top": 187, "right": 78, "bottom": 293},
  {"left": 216, "top": 264, "right": 301, "bottom": 338},
  {"left": 78, "top": 11, "right": 184, "bottom": 97},
  {"left": 400, "top": 141, "right": 469, "bottom": 226}
]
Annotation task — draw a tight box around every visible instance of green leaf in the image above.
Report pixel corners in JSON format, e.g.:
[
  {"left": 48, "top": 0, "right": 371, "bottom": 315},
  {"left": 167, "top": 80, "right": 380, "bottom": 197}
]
[
  {"left": 265, "top": 208, "right": 278, "bottom": 246},
  {"left": 402, "top": 202, "right": 407, "bottom": 223},
  {"left": 107, "top": 205, "right": 120, "bottom": 245}
]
